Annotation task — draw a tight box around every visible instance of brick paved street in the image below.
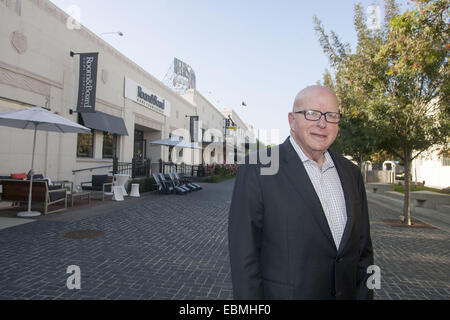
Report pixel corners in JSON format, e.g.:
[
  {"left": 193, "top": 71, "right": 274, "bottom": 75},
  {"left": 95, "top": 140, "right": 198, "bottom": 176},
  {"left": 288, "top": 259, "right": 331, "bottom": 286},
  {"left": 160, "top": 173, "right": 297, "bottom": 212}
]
[
  {"left": 367, "top": 198, "right": 450, "bottom": 300},
  {"left": 0, "top": 178, "right": 448, "bottom": 300}
]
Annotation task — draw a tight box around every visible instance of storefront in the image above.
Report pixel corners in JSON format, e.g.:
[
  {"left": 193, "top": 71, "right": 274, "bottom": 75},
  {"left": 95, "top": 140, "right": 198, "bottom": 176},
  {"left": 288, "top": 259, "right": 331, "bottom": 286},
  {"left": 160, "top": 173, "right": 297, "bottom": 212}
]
[{"left": 0, "top": 0, "right": 253, "bottom": 185}]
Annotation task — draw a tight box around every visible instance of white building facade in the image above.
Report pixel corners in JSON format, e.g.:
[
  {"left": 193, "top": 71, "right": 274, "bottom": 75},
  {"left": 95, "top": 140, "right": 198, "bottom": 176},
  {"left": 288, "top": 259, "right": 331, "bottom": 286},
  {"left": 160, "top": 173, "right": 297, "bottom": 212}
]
[
  {"left": 412, "top": 150, "right": 450, "bottom": 189},
  {"left": 0, "top": 0, "right": 252, "bottom": 185}
]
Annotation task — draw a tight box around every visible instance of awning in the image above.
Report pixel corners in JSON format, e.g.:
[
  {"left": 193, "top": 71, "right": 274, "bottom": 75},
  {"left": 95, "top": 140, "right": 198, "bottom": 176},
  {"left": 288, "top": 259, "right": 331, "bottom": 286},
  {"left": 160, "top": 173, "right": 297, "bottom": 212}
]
[{"left": 80, "top": 111, "right": 128, "bottom": 135}]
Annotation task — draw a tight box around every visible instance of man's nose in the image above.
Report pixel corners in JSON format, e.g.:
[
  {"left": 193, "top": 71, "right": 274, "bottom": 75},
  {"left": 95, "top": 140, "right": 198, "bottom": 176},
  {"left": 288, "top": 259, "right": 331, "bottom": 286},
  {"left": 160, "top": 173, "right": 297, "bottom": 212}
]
[{"left": 317, "top": 115, "right": 327, "bottom": 128}]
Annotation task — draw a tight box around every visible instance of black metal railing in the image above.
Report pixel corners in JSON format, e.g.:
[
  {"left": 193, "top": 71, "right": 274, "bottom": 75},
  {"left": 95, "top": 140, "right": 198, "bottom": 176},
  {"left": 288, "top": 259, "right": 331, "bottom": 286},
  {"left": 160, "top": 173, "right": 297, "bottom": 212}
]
[
  {"left": 72, "top": 158, "right": 151, "bottom": 179},
  {"left": 158, "top": 159, "right": 204, "bottom": 177},
  {"left": 72, "top": 164, "right": 113, "bottom": 174},
  {"left": 72, "top": 158, "right": 200, "bottom": 179},
  {"left": 113, "top": 157, "right": 151, "bottom": 178},
  {"left": 113, "top": 161, "right": 132, "bottom": 176}
]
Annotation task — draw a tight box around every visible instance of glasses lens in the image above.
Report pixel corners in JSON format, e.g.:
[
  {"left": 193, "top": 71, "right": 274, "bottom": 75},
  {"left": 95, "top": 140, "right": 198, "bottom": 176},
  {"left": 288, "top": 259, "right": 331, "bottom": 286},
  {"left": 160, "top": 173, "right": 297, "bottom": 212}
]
[
  {"left": 304, "top": 110, "right": 321, "bottom": 120},
  {"left": 325, "top": 112, "right": 341, "bottom": 123}
]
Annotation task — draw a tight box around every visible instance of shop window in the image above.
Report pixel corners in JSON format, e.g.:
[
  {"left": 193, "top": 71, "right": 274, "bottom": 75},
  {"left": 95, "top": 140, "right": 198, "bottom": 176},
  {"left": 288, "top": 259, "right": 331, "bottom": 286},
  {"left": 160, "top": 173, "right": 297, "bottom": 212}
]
[
  {"left": 103, "top": 133, "right": 116, "bottom": 159},
  {"left": 77, "top": 131, "right": 94, "bottom": 158}
]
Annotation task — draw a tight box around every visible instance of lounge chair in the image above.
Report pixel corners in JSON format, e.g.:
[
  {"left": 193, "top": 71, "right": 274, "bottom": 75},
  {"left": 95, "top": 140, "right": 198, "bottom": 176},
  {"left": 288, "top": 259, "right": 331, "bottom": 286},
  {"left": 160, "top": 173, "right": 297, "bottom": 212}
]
[
  {"left": 152, "top": 173, "right": 172, "bottom": 194},
  {"left": 168, "top": 172, "right": 192, "bottom": 193},
  {"left": 171, "top": 172, "right": 200, "bottom": 191},
  {"left": 158, "top": 173, "right": 187, "bottom": 195},
  {"left": 174, "top": 172, "right": 202, "bottom": 190}
]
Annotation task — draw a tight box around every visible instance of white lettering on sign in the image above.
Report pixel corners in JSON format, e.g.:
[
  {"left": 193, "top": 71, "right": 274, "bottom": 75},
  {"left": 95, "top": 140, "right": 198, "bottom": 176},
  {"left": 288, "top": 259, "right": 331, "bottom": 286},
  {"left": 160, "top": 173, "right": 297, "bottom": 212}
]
[{"left": 124, "top": 77, "right": 171, "bottom": 117}]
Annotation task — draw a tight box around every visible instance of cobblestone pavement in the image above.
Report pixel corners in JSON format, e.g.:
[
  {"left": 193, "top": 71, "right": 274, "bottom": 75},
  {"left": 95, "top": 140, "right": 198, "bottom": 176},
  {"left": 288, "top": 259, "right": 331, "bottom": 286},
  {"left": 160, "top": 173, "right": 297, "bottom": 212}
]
[
  {"left": 367, "top": 198, "right": 450, "bottom": 300},
  {"left": 0, "top": 178, "right": 448, "bottom": 300}
]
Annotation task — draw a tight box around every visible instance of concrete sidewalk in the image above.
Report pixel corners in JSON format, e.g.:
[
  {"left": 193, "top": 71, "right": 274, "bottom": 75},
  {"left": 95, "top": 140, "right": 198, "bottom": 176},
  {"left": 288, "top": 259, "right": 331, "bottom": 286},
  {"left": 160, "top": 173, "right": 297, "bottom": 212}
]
[
  {"left": 366, "top": 191, "right": 450, "bottom": 233},
  {"left": 0, "top": 217, "right": 35, "bottom": 231}
]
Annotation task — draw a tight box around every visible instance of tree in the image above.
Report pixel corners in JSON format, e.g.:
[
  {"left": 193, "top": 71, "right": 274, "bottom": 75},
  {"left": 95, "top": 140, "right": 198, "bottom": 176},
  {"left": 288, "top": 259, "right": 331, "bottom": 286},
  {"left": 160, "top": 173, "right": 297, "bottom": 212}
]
[
  {"left": 373, "top": 0, "right": 449, "bottom": 225},
  {"left": 319, "top": 69, "right": 380, "bottom": 168},
  {"left": 314, "top": 4, "right": 384, "bottom": 168},
  {"left": 314, "top": 0, "right": 449, "bottom": 225}
]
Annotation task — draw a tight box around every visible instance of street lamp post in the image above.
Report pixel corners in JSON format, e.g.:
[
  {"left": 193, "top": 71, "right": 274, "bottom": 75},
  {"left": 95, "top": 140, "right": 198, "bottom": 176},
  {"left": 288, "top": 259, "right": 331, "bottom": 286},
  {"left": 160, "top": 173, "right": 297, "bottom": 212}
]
[{"left": 100, "top": 31, "right": 124, "bottom": 37}]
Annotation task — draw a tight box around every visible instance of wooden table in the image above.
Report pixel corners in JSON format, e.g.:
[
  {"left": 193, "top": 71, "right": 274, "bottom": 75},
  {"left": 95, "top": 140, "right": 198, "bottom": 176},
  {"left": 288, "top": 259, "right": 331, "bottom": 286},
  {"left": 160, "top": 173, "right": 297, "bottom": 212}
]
[{"left": 68, "top": 191, "right": 91, "bottom": 207}]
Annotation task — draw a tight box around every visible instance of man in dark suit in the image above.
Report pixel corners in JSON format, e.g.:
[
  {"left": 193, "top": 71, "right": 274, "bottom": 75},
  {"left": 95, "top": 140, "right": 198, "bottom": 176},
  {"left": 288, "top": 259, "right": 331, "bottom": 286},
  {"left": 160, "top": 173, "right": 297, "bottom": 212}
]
[{"left": 228, "top": 86, "right": 374, "bottom": 299}]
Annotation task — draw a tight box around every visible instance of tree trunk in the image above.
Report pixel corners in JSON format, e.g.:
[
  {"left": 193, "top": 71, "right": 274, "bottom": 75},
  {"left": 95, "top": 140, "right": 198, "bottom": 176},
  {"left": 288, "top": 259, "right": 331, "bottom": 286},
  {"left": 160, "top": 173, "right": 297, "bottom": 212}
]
[{"left": 403, "top": 152, "right": 412, "bottom": 226}]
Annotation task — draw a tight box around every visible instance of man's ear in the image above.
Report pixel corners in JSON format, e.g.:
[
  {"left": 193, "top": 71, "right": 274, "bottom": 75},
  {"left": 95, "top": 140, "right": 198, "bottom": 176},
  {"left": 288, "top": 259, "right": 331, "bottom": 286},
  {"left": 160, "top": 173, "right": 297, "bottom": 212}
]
[{"left": 288, "top": 112, "right": 295, "bottom": 130}]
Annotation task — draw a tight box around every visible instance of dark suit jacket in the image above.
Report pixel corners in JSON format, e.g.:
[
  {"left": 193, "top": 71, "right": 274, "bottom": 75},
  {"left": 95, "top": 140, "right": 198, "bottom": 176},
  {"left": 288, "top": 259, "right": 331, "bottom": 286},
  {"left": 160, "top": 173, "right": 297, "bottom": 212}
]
[{"left": 228, "top": 138, "right": 374, "bottom": 300}]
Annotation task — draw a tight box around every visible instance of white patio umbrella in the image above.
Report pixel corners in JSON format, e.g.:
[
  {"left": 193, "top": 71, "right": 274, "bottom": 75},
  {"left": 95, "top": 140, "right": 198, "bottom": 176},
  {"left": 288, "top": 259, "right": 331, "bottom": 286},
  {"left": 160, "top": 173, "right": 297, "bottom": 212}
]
[
  {"left": 149, "top": 136, "right": 202, "bottom": 149},
  {"left": 0, "top": 106, "right": 90, "bottom": 217}
]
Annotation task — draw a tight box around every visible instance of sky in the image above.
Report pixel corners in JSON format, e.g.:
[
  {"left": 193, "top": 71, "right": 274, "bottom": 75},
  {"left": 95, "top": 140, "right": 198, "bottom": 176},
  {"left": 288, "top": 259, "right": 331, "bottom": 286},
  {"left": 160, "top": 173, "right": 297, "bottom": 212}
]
[{"left": 49, "top": 0, "right": 407, "bottom": 145}]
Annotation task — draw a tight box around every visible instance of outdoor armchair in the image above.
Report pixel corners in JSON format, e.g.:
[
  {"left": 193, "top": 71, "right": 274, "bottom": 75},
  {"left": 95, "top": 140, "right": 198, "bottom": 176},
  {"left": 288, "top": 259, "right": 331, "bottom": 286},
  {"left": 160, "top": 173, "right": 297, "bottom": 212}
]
[
  {"left": 0, "top": 179, "right": 67, "bottom": 214},
  {"left": 81, "top": 174, "right": 113, "bottom": 201}
]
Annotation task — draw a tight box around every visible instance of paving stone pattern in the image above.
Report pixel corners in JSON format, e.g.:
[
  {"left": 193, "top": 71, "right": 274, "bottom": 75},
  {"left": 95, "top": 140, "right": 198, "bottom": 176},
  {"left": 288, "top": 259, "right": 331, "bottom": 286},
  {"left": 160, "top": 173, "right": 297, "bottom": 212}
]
[
  {"left": 0, "top": 179, "right": 448, "bottom": 300},
  {"left": 367, "top": 199, "right": 450, "bottom": 300},
  {"left": 0, "top": 192, "right": 232, "bottom": 300}
]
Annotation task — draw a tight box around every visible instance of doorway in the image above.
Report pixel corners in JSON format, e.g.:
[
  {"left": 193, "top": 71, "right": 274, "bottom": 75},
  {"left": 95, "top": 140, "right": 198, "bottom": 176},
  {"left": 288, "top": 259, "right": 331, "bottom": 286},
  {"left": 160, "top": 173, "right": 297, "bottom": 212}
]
[{"left": 134, "top": 129, "right": 146, "bottom": 160}]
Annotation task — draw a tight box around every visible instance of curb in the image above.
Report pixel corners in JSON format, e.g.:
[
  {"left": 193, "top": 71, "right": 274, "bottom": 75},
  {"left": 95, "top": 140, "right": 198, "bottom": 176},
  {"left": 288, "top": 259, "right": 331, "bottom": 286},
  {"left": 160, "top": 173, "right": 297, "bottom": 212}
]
[{"left": 366, "top": 191, "right": 450, "bottom": 233}]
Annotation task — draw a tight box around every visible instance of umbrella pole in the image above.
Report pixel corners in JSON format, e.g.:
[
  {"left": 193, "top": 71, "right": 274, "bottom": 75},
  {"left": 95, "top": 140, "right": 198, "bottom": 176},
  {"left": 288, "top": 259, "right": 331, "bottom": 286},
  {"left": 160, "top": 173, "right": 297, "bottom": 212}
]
[
  {"left": 18, "top": 123, "right": 41, "bottom": 217},
  {"left": 27, "top": 124, "right": 37, "bottom": 212}
]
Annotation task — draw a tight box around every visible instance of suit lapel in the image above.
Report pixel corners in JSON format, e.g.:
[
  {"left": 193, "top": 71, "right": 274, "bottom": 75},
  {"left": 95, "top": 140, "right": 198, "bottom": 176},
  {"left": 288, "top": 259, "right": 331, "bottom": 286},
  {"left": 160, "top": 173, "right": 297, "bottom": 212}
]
[
  {"left": 280, "top": 139, "right": 337, "bottom": 251},
  {"left": 329, "top": 151, "right": 356, "bottom": 254}
]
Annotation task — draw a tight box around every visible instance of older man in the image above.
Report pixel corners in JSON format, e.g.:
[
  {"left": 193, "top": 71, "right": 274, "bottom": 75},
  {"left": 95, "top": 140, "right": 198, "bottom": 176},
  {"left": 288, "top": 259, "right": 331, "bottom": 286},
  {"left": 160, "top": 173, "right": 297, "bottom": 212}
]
[{"left": 228, "top": 85, "right": 374, "bottom": 300}]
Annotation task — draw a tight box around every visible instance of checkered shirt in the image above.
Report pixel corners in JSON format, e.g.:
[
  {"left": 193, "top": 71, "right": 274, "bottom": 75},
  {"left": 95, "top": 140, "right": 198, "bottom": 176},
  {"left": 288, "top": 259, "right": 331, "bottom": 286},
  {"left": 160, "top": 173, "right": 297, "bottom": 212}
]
[{"left": 289, "top": 136, "right": 347, "bottom": 248}]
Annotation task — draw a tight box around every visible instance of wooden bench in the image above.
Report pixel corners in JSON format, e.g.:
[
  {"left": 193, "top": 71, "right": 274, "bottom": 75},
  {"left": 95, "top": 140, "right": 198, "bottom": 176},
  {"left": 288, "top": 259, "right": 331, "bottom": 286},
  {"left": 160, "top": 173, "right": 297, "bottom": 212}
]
[
  {"left": 410, "top": 191, "right": 450, "bottom": 210},
  {"left": 365, "top": 183, "right": 394, "bottom": 194},
  {"left": 0, "top": 179, "right": 67, "bottom": 214}
]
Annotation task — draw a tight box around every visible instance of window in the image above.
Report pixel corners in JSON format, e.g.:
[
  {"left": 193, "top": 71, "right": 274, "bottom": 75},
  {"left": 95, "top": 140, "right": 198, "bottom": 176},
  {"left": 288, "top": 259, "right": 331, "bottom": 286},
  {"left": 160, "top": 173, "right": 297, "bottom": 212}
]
[
  {"left": 77, "top": 131, "right": 94, "bottom": 158},
  {"left": 134, "top": 129, "right": 145, "bottom": 160},
  {"left": 103, "top": 133, "right": 116, "bottom": 159}
]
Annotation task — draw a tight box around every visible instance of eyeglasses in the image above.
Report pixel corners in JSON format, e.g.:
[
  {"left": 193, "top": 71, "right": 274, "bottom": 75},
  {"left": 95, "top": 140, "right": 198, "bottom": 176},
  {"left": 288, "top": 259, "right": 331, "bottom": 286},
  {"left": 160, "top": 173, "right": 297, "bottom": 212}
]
[{"left": 294, "top": 109, "right": 342, "bottom": 123}]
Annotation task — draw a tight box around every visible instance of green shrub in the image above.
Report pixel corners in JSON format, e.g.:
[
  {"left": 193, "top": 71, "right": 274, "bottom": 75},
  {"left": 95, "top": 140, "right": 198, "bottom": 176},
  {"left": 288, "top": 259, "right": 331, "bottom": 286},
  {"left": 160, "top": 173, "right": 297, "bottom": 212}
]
[
  {"left": 202, "top": 163, "right": 239, "bottom": 183},
  {"left": 128, "top": 177, "right": 155, "bottom": 193},
  {"left": 203, "top": 175, "right": 236, "bottom": 183}
]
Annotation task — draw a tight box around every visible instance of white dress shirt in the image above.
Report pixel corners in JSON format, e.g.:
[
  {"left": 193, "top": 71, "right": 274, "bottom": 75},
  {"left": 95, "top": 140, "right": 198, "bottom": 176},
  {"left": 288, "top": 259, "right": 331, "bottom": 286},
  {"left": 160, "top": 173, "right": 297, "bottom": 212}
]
[{"left": 289, "top": 136, "right": 347, "bottom": 248}]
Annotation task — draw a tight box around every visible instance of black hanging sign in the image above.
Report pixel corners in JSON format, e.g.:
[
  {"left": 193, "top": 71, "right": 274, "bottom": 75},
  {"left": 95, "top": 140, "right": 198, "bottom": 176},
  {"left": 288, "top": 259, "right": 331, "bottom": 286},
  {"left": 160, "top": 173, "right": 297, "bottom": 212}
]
[
  {"left": 189, "top": 116, "right": 199, "bottom": 142},
  {"left": 76, "top": 52, "right": 98, "bottom": 113}
]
